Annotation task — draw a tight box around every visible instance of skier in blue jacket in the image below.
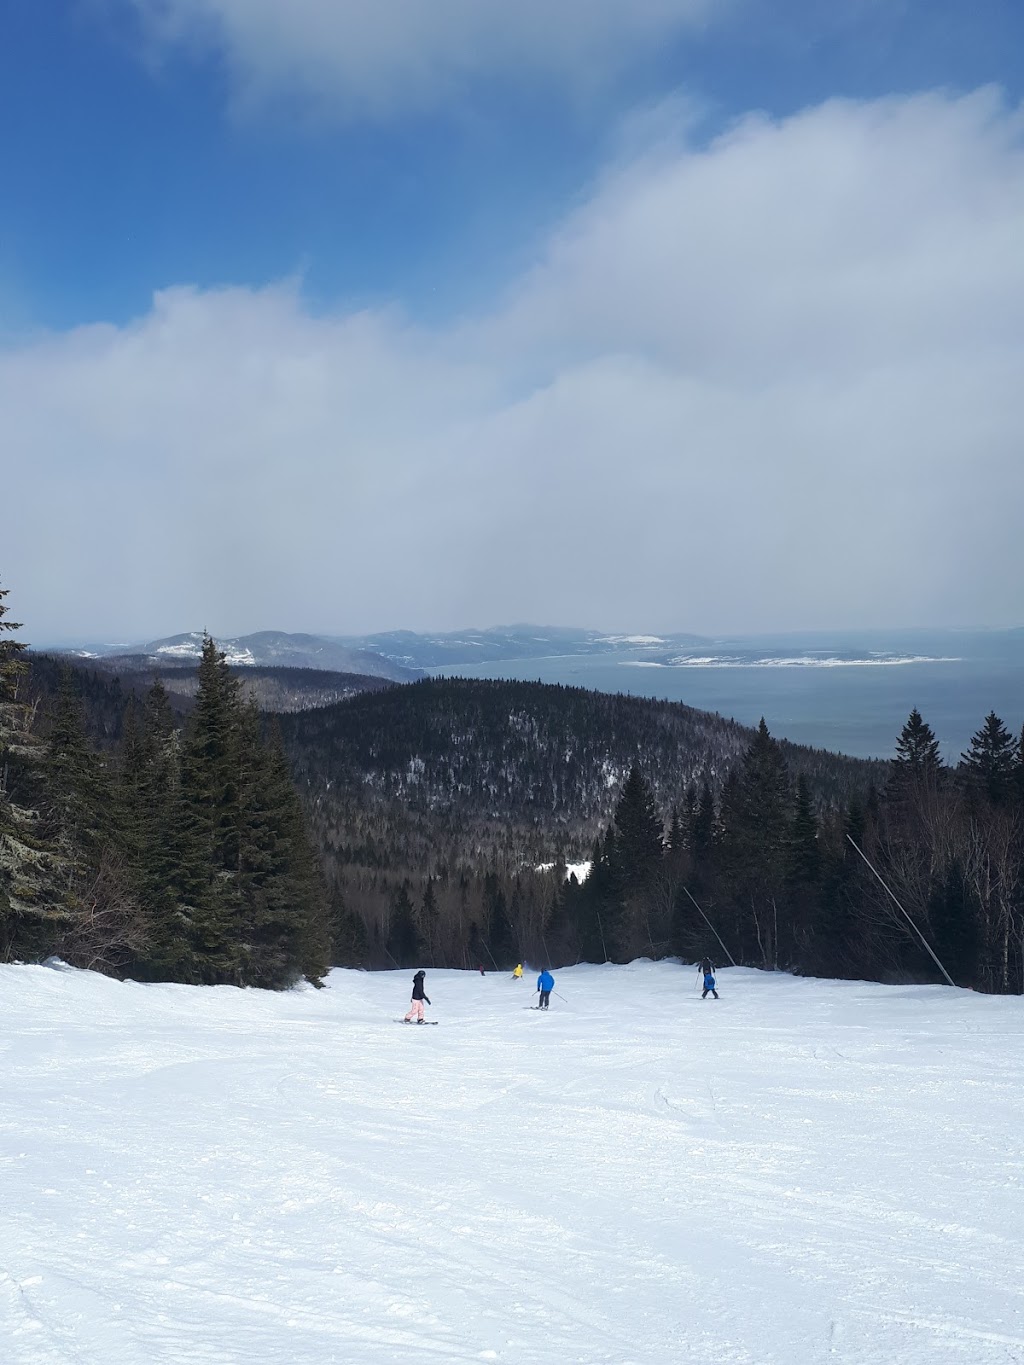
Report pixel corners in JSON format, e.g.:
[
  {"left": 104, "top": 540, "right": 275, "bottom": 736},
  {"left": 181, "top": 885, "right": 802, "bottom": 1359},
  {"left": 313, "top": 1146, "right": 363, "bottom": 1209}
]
[
  {"left": 536, "top": 970, "right": 555, "bottom": 1009},
  {"left": 702, "top": 968, "right": 719, "bottom": 1000}
]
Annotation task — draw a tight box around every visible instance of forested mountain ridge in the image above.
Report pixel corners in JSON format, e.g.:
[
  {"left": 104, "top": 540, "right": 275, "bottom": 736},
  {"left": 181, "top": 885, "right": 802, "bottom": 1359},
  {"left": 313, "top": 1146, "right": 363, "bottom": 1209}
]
[
  {"left": 28, "top": 654, "right": 392, "bottom": 732},
  {"left": 48, "top": 654, "right": 392, "bottom": 715},
  {"left": 280, "top": 675, "right": 882, "bottom": 845},
  {"left": 276, "top": 678, "right": 886, "bottom": 961}
]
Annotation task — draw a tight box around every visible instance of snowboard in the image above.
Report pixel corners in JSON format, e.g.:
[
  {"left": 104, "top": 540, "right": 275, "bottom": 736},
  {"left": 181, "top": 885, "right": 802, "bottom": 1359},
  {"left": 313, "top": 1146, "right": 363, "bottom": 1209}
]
[{"left": 395, "top": 1018, "right": 439, "bottom": 1024}]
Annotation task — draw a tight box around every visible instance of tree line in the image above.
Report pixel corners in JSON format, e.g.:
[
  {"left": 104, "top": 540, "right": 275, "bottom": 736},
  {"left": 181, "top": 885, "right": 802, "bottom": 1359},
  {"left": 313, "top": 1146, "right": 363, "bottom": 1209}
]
[
  {"left": 1, "top": 581, "right": 328, "bottom": 986},
  {"left": 295, "top": 703, "right": 1024, "bottom": 995},
  {"left": 278, "top": 675, "right": 887, "bottom": 969},
  {"left": 562, "top": 709, "right": 1024, "bottom": 993},
  {"left": 6, "top": 571, "right": 1022, "bottom": 993}
]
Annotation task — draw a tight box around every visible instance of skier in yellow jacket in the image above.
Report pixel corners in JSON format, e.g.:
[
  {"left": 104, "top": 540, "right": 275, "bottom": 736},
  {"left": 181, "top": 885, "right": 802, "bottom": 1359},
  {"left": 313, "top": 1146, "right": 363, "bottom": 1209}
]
[{"left": 511, "top": 963, "right": 523, "bottom": 981}]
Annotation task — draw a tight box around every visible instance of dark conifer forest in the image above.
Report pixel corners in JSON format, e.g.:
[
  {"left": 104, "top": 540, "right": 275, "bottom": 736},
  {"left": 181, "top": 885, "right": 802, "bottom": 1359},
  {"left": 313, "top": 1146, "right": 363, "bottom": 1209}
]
[
  {"left": 3, "top": 576, "right": 1024, "bottom": 993},
  {"left": 2, "top": 587, "right": 328, "bottom": 987}
]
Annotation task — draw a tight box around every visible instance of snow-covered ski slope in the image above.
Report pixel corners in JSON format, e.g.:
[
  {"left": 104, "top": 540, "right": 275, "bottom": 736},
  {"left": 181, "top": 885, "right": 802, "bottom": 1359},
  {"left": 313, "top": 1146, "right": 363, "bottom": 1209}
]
[{"left": 3, "top": 961, "right": 1023, "bottom": 1365}]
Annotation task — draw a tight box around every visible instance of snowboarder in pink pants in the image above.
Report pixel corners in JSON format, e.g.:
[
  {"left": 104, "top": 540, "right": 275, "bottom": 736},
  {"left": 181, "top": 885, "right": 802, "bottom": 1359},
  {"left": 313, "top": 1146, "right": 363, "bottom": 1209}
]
[{"left": 403, "top": 970, "right": 431, "bottom": 1023}]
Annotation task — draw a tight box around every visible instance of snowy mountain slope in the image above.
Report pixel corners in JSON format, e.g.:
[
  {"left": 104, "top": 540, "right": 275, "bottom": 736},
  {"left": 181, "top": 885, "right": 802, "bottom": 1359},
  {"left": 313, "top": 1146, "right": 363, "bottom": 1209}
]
[
  {"left": 2, "top": 962, "right": 1023, "bottom": 1364},
  {"left": 78, "top": 631, "right": 417, "bottom": 681}
]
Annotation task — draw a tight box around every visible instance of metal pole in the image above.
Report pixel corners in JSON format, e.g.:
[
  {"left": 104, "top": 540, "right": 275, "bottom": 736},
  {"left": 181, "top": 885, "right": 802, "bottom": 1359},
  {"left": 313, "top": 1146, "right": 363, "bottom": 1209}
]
[
  {"left": 594, "top": 907, "right": 609, "bottom": 963},
  {"left": 846, "top": 835, "right": 957, "bottom": 989},
  {"left": 681, "top": 887, "right": 737, "bottom": 967}
]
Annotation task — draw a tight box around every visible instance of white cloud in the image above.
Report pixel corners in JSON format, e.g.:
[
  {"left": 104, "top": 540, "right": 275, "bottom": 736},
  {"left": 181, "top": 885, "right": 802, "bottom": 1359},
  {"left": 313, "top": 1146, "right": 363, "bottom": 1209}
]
[
  {"left": 124, "top": 0, "right": 715, "bottom": 117},
  {"left": 4, "top": 89, "right": 1024, "bottom": 639}
]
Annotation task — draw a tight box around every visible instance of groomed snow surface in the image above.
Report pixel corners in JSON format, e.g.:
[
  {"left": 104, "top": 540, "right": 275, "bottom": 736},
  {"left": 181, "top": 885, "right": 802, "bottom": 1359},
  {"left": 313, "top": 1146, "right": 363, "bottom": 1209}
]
[{"left": 3, "top": 962, "right": 1024, "bottom": 1364}]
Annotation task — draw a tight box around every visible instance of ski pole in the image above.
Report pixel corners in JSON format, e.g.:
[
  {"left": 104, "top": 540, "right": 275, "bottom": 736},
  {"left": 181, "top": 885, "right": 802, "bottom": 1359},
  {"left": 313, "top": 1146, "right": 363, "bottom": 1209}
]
[{"left": 553, "top": 991, "right": 568, "bottom": 1002}]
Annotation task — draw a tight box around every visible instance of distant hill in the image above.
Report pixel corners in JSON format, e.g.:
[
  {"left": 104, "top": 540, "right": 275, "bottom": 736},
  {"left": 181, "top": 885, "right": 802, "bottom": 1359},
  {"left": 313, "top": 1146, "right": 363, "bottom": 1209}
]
[
  {"left": 27, "top": 654, "right": 394, "bottom": 734},
  {"left": 53, "top": 623, "right": 727, "bottom": 677},
  {"left": 60, "top": 630, "right": 415, "bottom": 682},
  {"left": 330, "top": 625, "right": 712, "bottom": 670},
  {"left": 279, "top": 676, "right": 886, "bottom": 877}
]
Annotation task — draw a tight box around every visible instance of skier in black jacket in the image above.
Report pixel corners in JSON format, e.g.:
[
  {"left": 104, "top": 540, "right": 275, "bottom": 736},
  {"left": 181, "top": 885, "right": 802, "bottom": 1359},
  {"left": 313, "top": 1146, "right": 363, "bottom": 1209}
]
[{"left": 404, "top": 970, "right": 431, "bottom": 1023}]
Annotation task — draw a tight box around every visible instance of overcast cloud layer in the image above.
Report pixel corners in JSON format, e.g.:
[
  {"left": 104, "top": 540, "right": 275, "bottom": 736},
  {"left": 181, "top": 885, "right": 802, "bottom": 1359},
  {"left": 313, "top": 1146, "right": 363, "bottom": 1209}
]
[
  {"left": 126, "top": 0, "right": 715, "bottom": 116},
  {"left": 5, "top": 89, "right": 1024, "bottom": 640}
]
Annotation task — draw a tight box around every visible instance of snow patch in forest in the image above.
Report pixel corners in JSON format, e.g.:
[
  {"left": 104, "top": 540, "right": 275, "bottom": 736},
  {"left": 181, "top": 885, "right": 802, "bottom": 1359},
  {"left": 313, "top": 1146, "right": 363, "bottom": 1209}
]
[{"left": 534, "top": 860, "right": 592, "bottom": 882}]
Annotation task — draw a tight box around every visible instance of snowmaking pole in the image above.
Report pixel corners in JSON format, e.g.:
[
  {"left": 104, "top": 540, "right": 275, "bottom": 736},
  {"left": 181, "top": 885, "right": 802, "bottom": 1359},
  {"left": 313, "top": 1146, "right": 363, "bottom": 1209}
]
[
  {"left": 682, "top": 887, "right": 737, "bottom": 967},
  {"left": 594, "top": 906, "right": 609, "bottom": 963},
  {"left": 845, "top": 836, "right": 957, "bottom": 989}
]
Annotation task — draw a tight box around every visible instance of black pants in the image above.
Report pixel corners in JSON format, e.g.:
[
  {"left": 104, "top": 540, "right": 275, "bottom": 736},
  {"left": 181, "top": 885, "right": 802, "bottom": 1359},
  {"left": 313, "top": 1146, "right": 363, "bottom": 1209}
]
[
  {"left": 702, "top": 987, "right": 718, "bottom": 999},
  {"left": 539, "top": 990, "right": 551, "bottom": 1008}
]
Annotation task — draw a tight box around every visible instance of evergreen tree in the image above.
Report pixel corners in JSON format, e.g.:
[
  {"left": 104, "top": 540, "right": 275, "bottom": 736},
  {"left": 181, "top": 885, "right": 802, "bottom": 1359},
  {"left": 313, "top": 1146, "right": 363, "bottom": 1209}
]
[
  {"left": 485, "top": 881, "right": 518, "bottom": 967},
  {"left": 961, "top": 712, "right": 1016, "bottom": 807},
  {"left": 690, "top": 780, "right": 716, "bottom": 881},
  {"left": 787, "top": 774, "right": 820, "bottom": 888},
  {"left": 892, "top": 709, "right": 943, "bottom": 778},
  {"left": 179, "top": 637, "right": 242, "bottom": 982},
  {"left": 418, "top": 878, "right": 440, "bottom": 966},
  {"left": 0, "top": 577, "right": 27, "bottom": 702},
  {"left": 885, "top": 709, "right": 946, "bottom": 843},
  {"left": 45, "top": 669, "right": 113, "bottom": 869},
  {"left": 185, "top": 636, "right": 242, "bottom": 871},
  {"left": 927, "top": 860, "right": 979, "bottom": 988},
  {"left": 680, "top": 783, "right": 698, "bottom": 849},
  {"left": 608, "top": 766, "right": 663, "bottom": 894},
  {"left": 387, "top": 882, "right": 421, "bottom": 966},
  {"left": 330, "top": 889, "right": 370, "bottom": 967},
  {"left": 604, "top": 765, "right": 663, "bottom": 960},
  {"left": 234, "top": 705, "right": 328, "bottom": 987},
  {"left": 667, "top": 806, "right": 683, "bottom": 854},
  {"left": 132, "top": 680, "right": 210, "bottom": 982},
  {"left": 719, "top": 720, "right": 792, "bottom": 968}
]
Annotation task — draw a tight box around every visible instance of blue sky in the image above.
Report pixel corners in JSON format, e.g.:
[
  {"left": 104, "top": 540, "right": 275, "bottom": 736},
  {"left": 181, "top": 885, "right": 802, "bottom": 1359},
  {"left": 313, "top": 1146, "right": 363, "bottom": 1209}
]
[
  {"left": 3, "top": 0, "right": 1024, "bottom": 639},
  {"left": 4, "top": 0, "right": 1022, "bottom": 331}
]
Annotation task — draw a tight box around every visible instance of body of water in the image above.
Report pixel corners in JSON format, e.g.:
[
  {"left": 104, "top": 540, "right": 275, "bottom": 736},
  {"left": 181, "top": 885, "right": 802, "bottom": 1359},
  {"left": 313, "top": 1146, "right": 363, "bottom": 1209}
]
[{"left": 432, "top": 631, "right": 1024, "bottom": 759}]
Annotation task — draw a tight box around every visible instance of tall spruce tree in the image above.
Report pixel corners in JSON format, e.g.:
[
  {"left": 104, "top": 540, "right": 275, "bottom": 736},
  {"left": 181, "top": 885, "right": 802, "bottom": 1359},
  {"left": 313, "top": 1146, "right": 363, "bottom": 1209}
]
[
  {"left": 45, "top": 669, "right": 113, "bottom": 870},
  {"left": 233, "top": 706, "right": 329, "bottom": 987},
  {"left": 891, "top": 708, "right": 943, "bottom": 785},
  {"left": 719, "top": 720, "right": 792, "bottom": 968},
  {"left": 179, "top": 636, "right": 242, "bottom": 982},
  {"left": 690, "top": 780, "right": 716, "bottom": 883},
  {"left": 132, "top": 680, "right": 209, "bottom": 981},
  {"left": 387, "top": 882, "right": 421, "bottom": 966},
  {"left": 961, "top": 712, "right": 1016, "bottom": 807},
  {"left": 602, "top": 766, "right": 663, "bottom": 960},
  {"left": 787, "top": 774, "right": 820, "bottom": 888}
]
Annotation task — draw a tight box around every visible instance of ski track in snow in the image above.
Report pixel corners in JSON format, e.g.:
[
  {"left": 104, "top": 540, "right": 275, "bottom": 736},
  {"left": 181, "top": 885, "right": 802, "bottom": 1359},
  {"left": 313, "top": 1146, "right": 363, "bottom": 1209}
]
[{"left": 2, "top": 962, "right": 1024, "bottom": 1363}]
